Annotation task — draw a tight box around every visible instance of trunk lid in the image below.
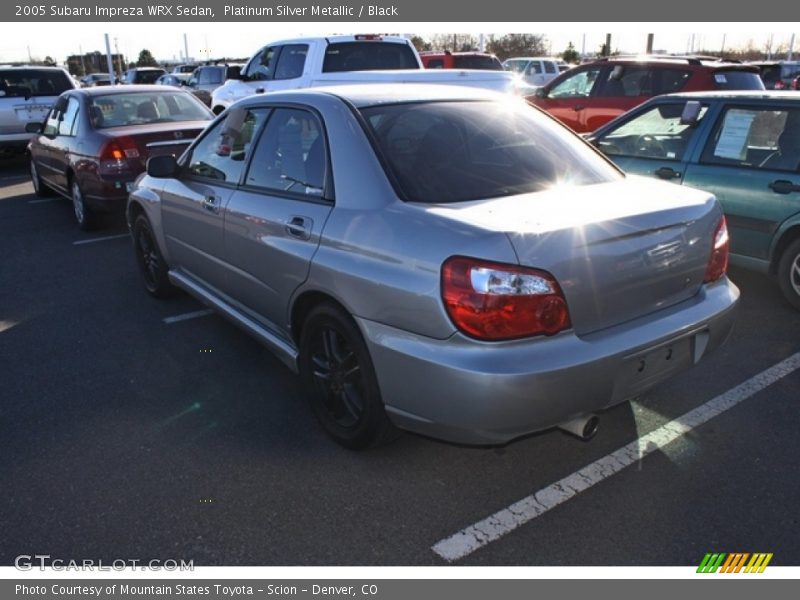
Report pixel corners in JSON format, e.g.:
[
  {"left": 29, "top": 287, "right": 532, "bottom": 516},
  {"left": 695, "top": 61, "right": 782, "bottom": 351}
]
[
  {"left": 428, "top": 177, "right": 722, "bottom": 336},
  {"left": 105, "top": 121, "right": 208, "bottom": 168}
]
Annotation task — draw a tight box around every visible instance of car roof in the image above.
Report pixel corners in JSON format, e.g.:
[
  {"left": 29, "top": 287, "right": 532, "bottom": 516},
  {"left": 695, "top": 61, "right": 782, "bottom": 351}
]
[
  {"left": 70, "top": 85, "right": 192, "bottom": 97},
  {"left": 656, "top": 90, "right": 800, "bottom": 101},
  {"left": 0, "top": 65, "right": 69, "bottom": 72},
  {"left": 233, "top": 83, "right": 505, "bottom": 109},
  {"left": 504, "top": 57, "right": 557, "bottom": 61}
]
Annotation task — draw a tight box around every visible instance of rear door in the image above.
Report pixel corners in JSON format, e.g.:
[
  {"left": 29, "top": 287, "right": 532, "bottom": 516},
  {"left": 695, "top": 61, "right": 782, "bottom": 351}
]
[
  {"left": 160, "top": 107, "right": 270, "bottom": 291},
  {"left": 223, "top": 106, "right": 333, "bottom": 330},
  {"left": 683, "top": 103, "right": 800, "bottom": 261}
]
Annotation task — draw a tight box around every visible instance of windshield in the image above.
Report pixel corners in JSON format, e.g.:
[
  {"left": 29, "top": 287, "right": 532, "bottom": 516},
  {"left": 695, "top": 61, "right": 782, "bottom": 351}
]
[
  {"left": 89, "top": 92, "right": 211, "bottom": 129},
  {"left": 361, "top": 100, "right": 621, "bottom": 204},
  {"left": 322, "top": 42, "right": 419, "bottom": 72},
  {"left": 0, "top": 69, "right": 73, "bottom": 98}
]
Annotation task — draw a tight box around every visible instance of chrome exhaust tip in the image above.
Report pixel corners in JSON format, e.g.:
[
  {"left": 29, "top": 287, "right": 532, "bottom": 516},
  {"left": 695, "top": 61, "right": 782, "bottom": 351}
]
[{"left": 558, "top": 414, "right": 599, "bottom": 440}]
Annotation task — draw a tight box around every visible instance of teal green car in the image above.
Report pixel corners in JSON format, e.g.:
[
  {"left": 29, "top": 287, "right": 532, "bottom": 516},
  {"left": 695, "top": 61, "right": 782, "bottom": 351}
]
[{"left": 589, "top": 91, "right": 800, "bottom": 310}]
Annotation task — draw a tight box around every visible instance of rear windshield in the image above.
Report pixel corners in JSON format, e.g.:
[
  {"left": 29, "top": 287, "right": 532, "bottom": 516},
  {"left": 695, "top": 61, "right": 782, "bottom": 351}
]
[
  {"left": 713, "top": 70, "right": 765, "bottom": 91},
  {"left": 0, "top": 69, "right": 73, "bottom": 98},
  {"left": 322, "top": 42, "right": 418, "bottom": 72},
  {"left": 89, "top": 92, "right": 211, "bottom": 129},
  {"left": 360, "top": 101, "right": 621, "bottom": 204},
  {"left": 453, "top": 55, "right": 503, "bottom": 70},
  {"left": 135, "top": 70, "right": 166, "bottom": 84}
]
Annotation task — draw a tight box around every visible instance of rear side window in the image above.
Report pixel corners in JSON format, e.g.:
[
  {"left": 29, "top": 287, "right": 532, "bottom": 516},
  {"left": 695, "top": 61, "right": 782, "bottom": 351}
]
[
  {"left": 599, "top": 66, "right": 654, "bottom": 97},
  {"left": 360, "top": 100, "right": 621, "bottom": 203},
  {"left": 657, "top": 69, "right": 692, "bottom": 94},
  {"left": 0, "top": 69, "right": 73, "bottom": 97},
  {"left": 244, "top": 108, "right": 327, "bottom": 195},
  {"left": 544, "top": 61, "right": 556, "bottom": 74},
  {"left": 426, "top": 59, "right": 444, "bottom": 69},
  {"left": 453, "top": 55, "right": 503, "bottom": 70},
  {"left": 713, "top": 70, "right": 765, "bottom": 91},
  {"left": 322, "top": 42, "right": 418, "bottom": 72},
  {"left": 702, "top": 106, "right": 800, "bottom": 172}
]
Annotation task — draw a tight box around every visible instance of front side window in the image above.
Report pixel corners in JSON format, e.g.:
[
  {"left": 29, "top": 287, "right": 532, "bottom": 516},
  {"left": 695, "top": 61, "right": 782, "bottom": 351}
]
[
  {"left": 247, "top": 47, "right": 279, "bottom": 81},
  {"left": 185, "top": 108, "right": 270, "bottom": 183},
  {"left": 548, "top": 68, "right": 601, "bottom": 99},
  {"left": 360, "top": 100, "right": 621, "bottom": 204},
  {"left": 596, "top": 102, "right": 708, "bottom": 160},
  {"left": 527, "top": 62, "right": 543, "bottom": 75},
  {"left": 702, "top": 106, "right": 800, "bottom": 172},
  {"left": 244, "top": 108, "right": 327, "bottom": 195}
]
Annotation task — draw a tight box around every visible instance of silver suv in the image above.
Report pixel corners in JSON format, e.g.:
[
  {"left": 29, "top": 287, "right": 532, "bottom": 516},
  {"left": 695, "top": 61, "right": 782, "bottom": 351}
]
[{"left": 0, "top": 66, "right": 76, "bottom": 159}]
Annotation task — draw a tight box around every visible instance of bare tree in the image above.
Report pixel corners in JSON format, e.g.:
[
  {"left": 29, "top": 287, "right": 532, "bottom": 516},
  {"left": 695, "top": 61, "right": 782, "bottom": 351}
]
[{"left": 485, "top": 34, "right": 550, "bottom": 61}]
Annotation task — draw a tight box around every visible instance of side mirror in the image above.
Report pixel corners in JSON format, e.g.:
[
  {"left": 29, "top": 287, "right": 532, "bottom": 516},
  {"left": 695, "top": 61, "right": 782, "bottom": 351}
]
[
  {"left": 146, "top": 154, "right": 179, "bottom": 178},
  {"left": 534, "top": 87, "right": 547, "bottom": 98},
  {"left": 680, "top": 101, "right": 702, "bottom": 126},
  {"left": 25, "top": 122, "right": 43, "bottom": 134}
]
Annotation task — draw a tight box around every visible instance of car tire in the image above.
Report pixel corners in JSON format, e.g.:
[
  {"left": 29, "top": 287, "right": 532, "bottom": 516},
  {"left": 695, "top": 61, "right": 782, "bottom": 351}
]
[
  {"left": 71, "top": 178, "right": 96, "bottom": 230},
  {"left": 777, "top": 238, "right": 800, "bottom": 311},
  {"left": 133, "top": 214, "right": 175, "bottom": 298},
  {"left": 29, "top": 158, "right": 52, "bottom": 197},
  {"left": 299, "top": 303, "right": 400, "bottom": 449}
]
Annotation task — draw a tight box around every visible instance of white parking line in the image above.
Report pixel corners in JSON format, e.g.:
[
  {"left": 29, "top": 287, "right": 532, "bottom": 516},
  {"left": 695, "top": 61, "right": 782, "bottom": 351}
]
[
  {"left": 72, "top": 234, "right": 129, "bottom": 246},
  {"left": 431, "top": 351, "right": 800, "bottom": 563},
  {"left": 163, "top": 309, "right": 214, "bottom": 324},
  {"left": 28, "top": 198, "right": 56, "bottom": 204}
]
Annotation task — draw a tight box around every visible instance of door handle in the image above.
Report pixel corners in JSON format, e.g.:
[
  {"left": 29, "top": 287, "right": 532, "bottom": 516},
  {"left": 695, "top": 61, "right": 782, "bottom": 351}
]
[
  {"left": 201, "top": 194, "right": 220, "bottom": 213},
  {"left": 285, "top": 216, "right": 312, "bottom": 240},
  {"left": 655, "top": 167, "right": 681, "bottom": 180},
  {"left": 769, "top": 179, "right": 800, "bottom": 194}
]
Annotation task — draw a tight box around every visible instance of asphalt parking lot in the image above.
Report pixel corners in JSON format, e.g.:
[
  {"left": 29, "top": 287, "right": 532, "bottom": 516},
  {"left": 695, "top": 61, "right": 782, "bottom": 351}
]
[{"left": 1, "top": 156, "right": 799, "bottom": 567}]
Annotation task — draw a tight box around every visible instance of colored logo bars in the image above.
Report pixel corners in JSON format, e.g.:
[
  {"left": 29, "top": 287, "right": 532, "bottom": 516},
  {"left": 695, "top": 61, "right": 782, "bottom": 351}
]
[{"left": 697, "top": 553, "right": 773, "bottom": 573}]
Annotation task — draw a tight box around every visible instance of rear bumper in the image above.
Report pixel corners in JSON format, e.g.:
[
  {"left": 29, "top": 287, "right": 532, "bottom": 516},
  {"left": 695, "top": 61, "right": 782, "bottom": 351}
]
[{"left": 358, "top": 277, "right": 739, "bottom": 445}]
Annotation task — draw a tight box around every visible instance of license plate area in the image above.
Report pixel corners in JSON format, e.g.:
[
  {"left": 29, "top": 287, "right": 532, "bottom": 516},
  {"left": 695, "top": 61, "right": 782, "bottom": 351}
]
[{"left": 612, "top": 333, "right": 697, "bottom": 402}]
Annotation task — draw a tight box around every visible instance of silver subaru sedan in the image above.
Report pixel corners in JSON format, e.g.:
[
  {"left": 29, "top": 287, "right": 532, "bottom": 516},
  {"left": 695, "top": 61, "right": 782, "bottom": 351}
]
[{"left": 127, "top": 84, "right": 739, "bottom": 449}]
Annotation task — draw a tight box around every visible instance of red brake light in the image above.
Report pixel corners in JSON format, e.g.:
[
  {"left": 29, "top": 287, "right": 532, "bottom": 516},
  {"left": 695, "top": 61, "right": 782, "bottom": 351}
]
[
  {"left": 704, "top": 216, "right": 729, "bottom": 283},
  {"left": 98, "top": 136, "right": 140, "bottom": 174},
  {"left": 441, "top": 257, "right": 571, "bottom": 341}
]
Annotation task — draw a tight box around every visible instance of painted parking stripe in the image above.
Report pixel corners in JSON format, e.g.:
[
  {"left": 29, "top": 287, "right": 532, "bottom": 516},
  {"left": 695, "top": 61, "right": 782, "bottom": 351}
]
[
  {"left": 72, "top": 233, "right": 129, "bottom": 245},
  {"left": 432, "top": 351, "right": 800, "bottom": 563},
  {"left": 163, "top": 309, "right": 214, "bottom": 324}
]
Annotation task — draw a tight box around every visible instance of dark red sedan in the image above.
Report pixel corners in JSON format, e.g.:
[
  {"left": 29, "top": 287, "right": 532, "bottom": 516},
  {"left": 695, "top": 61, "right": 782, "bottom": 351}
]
[{"left": 27, "top": 85, "right": 213, "bottom": 229}]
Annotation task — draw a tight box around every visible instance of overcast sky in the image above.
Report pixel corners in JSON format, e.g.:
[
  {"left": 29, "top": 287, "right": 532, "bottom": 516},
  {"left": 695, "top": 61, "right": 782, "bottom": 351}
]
[{"left": 1, "top": 22, "right": 798, "bottom": 64}]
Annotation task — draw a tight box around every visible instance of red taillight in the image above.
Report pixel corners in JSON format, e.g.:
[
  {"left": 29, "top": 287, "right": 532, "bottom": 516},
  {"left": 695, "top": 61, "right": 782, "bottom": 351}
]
[
  {"left": 98, "top": 136, "right": 140, "bottom": 175},
  {"left": 704, "top": 216, "right": 729, "bottom": 283},
  {"left": 774, "top": 80, "right": 786, "bottom": 90},
  {"left": 441, "top": 257, "right": 571, "bottom": 341}
]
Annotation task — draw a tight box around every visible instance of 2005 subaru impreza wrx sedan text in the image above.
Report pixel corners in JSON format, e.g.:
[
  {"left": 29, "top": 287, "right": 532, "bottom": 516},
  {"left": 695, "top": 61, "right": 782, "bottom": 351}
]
[{"left": 127, "top": 84, "right": 739, "bottom": 449}]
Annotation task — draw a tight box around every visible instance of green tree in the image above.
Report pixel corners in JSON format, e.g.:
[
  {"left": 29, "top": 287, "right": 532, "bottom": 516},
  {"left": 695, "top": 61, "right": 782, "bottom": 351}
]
[
  {"left": 486, "top": 34, "right": 549, "bottom": 61},
  {"left": 409, "top": 35, "right": 432, "bottom": 53},
  {"left": 561, "top": 42, "right": 579, "bottom": 64},
  {"left": 136, "top": 49, "right": 159, "bottom": 67}
]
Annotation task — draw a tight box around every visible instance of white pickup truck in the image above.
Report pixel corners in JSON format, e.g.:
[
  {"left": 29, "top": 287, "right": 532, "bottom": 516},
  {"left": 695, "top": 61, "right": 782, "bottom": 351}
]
[{"left": 210, "top": 35, "right": 517, "bottom": 113}]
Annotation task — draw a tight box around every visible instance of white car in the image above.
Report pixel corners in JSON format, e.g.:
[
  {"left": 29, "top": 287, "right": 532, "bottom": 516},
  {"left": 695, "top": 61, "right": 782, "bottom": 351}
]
[
  {"left": 503, "top": 57, "right": 562, "bottom": 88},
  {"left": 0, "top": 66, "right": 76, "bottom": 159}
]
